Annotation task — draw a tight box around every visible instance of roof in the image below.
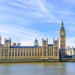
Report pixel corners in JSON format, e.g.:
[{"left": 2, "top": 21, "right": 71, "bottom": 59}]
[
  {"left": 61, "top": 21, "right": 65, "bottom": 30},
  {"left": 48, "top": 44, "right": 53, "bottom": 46},
  {"left": 35, "top": 38, "right": 38, "bottom": 42},
  {"left": 54, "top": 40, "right": 58, "bottom": 43},
  {"left": 5, "top": 40, "right": 9, "bottom": 42},
  {"left": 9, "top": 46, "right": 42, "bottom": 48}
]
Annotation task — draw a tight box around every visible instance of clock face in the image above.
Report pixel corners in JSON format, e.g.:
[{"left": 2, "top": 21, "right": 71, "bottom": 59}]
[{"left": 61, "top": 32, "right": 64, "bottom": 35}]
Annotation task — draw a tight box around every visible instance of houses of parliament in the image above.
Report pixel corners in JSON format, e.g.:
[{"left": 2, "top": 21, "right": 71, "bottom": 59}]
[{"left": 0, "top": 22, "right": 66, "bottom": 62}]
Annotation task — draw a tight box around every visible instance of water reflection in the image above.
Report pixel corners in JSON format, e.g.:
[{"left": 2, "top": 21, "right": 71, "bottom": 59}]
[{"left": 0, "top": 62, "right": 74, "bottom": 75}]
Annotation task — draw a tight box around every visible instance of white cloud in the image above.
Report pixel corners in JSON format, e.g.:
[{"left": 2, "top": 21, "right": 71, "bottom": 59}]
[
  {"left": 1, "top": 0, "right": 75, "bottom": 47},
  {"left": 0, "top": 0, "right": 60, "bottom": 46},
  {"left": 67, "top": 37, "right": 75, "bottom": 47},
  {"left": 7, "top": 0, "right": 59, "bottom": 23},
  {"left": 56, "top": 10, "right": 75, "bottom": 16},
  {"left": 67, "top": 25, "right": 75, "bottom": 31},
  {"left": 0, "top": 24, "right": 49, "bottom": 45}
]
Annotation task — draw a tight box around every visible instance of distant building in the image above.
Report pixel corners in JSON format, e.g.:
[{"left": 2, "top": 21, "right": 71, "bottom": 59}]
[
  {"left": 66, "top": 46, "right": 71, "bottom": 56},
  {"left": 65, "top": 46, "right": 75, "bottom": 57}
]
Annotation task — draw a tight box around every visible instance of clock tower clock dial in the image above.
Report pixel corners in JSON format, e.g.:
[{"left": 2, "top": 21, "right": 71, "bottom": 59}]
[{"left": 61, "top": 32, "right": 64, "bottom": 35}]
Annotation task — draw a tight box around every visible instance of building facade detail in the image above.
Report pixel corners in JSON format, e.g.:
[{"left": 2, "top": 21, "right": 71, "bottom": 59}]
[{"left": 0, "top": 38, "right": 59, "bottom": 60}]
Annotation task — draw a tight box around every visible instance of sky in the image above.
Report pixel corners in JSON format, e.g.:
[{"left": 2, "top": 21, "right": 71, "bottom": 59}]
[{"left": 0, "top": 0, "right": 75, "bottom": 47}]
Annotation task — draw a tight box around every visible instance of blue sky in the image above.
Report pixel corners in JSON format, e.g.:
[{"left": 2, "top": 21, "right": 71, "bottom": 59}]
[{"left": 0, "top": 0, "right": 75, "bottom": 47}]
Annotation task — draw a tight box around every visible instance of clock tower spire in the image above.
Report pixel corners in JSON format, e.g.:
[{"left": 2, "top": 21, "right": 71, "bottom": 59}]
[{"left": 60, "top": 21, "right": 66, "bottom": 58}]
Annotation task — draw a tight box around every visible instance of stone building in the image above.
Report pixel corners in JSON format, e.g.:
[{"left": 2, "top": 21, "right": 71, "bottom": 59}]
[
  {"left": 0, "top": 37, "right": 59, "bottom": 60},
  {"left": 0, "top": 22, "right": 66, "bottom": 61},
  {"left": 59, "top": 22, "right": 66, "bottom": 58}
]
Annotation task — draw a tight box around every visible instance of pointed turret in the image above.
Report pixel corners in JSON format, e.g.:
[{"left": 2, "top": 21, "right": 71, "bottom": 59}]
[{"left": 34, "top": 38, "right": 38, "bottom": 47}]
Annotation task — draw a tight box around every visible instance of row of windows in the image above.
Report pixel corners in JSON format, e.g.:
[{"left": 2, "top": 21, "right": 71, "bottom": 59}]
[
  {"left": 48, "top": 48, "right": 53, "bottom": 56},
  {"left": 1, "top": 48, "right": 59, "bottom": 57},
  {"left": 43, "top": 46, "right": 59, "bottom": 56},
  {"left": 1, "top": 49, "right": 40, "bottom": 57}
]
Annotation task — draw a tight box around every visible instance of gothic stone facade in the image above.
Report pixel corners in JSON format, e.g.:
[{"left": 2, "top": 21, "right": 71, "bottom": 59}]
[
  {"left": 0, "top": 22, "right": 66, "bottom": 61},
  {"left": 0, "top": 39, "right": 59, "bottom": 60}
]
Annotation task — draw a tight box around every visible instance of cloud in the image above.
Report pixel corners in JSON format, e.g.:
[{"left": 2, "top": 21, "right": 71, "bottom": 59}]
[
  {"left": 7, "top": 0, "right": 60, "bottom": 23},
  {"left": 0, "top": 0, "right": 75, "bottom": 47},
  {"left": 0, "top": 23, "right": 49, "bottom": 45},
  {"left": 56, "top": 10, "right": 75, "bottom": 16},
  {"left": 67, "top": 37, "right": 75, "bottom": 47},
  {"left": 67, "top": 25, "right": 75, "bottom": 31}
]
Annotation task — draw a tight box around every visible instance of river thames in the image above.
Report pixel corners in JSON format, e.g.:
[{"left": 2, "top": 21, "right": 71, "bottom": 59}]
[{"left": 0, "top": 62, "right": 75, "bottom": 75}]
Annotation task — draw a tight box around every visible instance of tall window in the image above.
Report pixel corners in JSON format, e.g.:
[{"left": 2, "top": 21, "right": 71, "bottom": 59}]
[
  {"left": 52, "top": 47, "right": 53, "bottom": 56},
  {"left": 5, "top": 49, "right": 8, "bottom": 56},
  {"left": 2, "top": 49, "right": 3, "bottom": 56},
  {"left": 29, "top": 49, "right": 31, "bottom": 56},
  {"left": 55, "top": 47, "right": 58, "bottom": 56},
  {"left": 44, "top": 46, "right": 46, "bottom": 56},
  {"left": 21, "top": 49, "right": 22, "bottom": 56},
  {"left": 48, "top": 48, "right": 49, "bottom": 56},
  {"left": 15, "top": 49, "right": 17, "bottom": 56},
  {"left": 9, "top": 49, "right": 11, "bottom": 56},
  {"left": 32, "top": 49, "right": 34, "bottom": 56},
  {"left": 12, "top": 49, "right": 14, "bottom": 56},
  {"left": 18, "top": 49, "right": 19, "bottom": 56},
  {"left": 38, "top": 49, "right": 39, "bottom": 56},
  {"left": 24, "top": 49, "right": 25, "bottom": 56},
  {"left": 35, "top": 49, "right": 36, "bottom": 56},
  {"left": 27, "top": 49, "right": 28, "bottom": 56}
]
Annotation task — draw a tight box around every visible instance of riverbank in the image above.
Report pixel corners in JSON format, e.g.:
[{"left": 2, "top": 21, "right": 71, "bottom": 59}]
[
  {"left": 0, "top": 59, "right": 59, "bottom": 63},
  {"left": 0, "top": 58, "right": 75, "bottom": 63}
]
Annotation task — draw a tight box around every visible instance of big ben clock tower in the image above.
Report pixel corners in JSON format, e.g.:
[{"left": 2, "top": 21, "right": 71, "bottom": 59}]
[{"left": 60, "top": 22, "right": 66, "bottom": 58}]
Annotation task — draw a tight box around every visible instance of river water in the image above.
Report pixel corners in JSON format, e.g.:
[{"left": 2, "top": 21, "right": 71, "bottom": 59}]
[{"left": 0, "top": 62, "right": 75, "bottom": 75}]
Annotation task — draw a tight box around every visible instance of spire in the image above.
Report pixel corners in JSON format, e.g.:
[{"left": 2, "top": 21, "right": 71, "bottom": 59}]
[
  {"left": 0, "top": 36, "right": 1, "bottom": 45},
  {"left": 34, "top": 38, "right": 38, "bottom": 46},
  {"left": 61, "top": 21, "right": 64, "bottom": 27},
  {"left": 61, "top": 21, "right": 65, "bottom": 30},
  {"left": 35, "top": 38, "right": 38, "bottom": 42}
]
